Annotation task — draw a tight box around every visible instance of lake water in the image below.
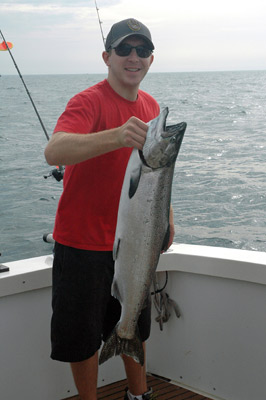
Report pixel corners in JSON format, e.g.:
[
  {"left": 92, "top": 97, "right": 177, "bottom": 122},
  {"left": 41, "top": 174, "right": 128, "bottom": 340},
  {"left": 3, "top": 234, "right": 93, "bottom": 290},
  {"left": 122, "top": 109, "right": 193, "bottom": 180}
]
[{"left": 0, "top": 70, "right": 266, "bottom": 263}]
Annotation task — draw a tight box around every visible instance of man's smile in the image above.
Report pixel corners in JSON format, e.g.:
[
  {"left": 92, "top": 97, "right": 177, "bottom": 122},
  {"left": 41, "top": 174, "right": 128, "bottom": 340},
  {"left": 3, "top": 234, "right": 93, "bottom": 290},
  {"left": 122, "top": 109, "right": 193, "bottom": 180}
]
[{"left": 125, "top": 68, "right": 141, "bottom": 72}]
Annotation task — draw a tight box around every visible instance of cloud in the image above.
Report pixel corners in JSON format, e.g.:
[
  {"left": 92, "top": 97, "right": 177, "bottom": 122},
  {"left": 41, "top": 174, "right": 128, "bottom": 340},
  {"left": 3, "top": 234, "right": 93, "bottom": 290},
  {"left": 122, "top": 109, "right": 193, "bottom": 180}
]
[
  {"left": 1, "top": 0, "right": 266, "bottom": 74},
  {"left": 2, "top": 0, "right": 116, "bottom": 6},
  {"left": 0, "top": 0, "right": 121, "bottom": 35}
]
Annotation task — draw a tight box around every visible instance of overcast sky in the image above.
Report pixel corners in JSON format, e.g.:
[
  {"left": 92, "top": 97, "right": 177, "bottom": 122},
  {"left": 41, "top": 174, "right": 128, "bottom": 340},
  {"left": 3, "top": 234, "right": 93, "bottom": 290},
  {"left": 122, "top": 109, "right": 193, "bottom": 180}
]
[{"left": 1, "top": 0, "right": 266, "bottom": 75}]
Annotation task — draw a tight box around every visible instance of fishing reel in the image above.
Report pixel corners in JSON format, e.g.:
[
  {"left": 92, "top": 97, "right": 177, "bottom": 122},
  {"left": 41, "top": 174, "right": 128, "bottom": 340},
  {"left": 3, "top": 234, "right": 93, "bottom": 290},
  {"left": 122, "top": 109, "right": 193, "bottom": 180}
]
[{"left": 44, "top": 165, "right": 65, "bottom": 182}]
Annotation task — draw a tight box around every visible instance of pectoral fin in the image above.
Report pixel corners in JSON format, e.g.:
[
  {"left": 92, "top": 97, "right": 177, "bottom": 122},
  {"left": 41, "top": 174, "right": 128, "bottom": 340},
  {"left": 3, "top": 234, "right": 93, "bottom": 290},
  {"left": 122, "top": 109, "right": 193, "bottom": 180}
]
[
  {"left": 113, "top": 238, "right": 120, "bottom": 261},
  {"left": 129, "top": 164, "right": 142, "bottom": 199}
]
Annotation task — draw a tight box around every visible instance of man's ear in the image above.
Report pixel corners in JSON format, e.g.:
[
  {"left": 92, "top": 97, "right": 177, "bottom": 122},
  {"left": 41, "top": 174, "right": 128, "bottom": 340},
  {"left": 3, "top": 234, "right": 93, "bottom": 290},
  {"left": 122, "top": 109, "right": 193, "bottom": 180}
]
[
  {"left": 102, "top": 51, "right": 111, "bottom": 66},
  {"left": 149, "top": 54, "right": 154, "bottom": 67}
]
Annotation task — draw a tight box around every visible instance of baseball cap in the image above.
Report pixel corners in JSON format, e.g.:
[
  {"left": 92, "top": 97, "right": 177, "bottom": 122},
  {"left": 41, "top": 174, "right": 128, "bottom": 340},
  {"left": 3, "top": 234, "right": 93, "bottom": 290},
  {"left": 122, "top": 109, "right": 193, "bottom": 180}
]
[{"left": 105, "top": 18, "right": 154, "bottom": 51}]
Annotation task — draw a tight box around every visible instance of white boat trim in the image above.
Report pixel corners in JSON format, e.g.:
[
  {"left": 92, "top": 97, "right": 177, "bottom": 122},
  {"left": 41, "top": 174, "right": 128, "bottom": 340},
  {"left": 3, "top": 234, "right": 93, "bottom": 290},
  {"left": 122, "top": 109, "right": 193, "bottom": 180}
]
[
  {"left": 0, "top": 254, "right": 53, "bottom": 298},
  {"left": 1, "top": 243, "right": 265, "bottom": 299},
  {"left": 158, "top": 243, "right": 266, "bottom": 285}
]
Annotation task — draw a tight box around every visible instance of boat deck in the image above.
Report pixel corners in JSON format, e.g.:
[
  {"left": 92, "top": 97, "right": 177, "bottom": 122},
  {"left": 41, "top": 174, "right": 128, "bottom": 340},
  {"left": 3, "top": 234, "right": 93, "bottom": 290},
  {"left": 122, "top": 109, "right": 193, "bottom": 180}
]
[{"left": 64, "top": 374, "right": 213, "bottom": 399}]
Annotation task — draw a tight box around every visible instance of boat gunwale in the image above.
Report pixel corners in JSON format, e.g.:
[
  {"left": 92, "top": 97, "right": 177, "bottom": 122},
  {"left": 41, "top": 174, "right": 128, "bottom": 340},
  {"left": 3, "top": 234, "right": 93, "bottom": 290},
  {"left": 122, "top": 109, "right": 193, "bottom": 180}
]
[{"left": 1, "top": 244, "right": 266, "bottom": 299}]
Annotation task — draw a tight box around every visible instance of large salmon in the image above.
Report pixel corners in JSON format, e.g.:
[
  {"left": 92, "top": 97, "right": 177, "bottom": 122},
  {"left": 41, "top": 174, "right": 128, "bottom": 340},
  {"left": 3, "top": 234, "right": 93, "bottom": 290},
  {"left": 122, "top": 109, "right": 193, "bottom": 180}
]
[{"left": 99, "top": 107, "right": 186, "bottom": 365}]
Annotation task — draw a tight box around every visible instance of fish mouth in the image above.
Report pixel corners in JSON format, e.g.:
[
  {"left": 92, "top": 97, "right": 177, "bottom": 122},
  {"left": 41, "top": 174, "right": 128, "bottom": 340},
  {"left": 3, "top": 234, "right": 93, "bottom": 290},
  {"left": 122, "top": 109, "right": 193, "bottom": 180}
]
[
  {"left": 160, "top": 107, "right": 169, "bottom": 134},
  {"left": 164, "top": 122, "right": 187, "bottom": 139},
  {"left": 160, "top": 108, "right": 186, "bottom": 141},
  {"left": 140, "top": 107, "right": 187, "bottom": 169}
]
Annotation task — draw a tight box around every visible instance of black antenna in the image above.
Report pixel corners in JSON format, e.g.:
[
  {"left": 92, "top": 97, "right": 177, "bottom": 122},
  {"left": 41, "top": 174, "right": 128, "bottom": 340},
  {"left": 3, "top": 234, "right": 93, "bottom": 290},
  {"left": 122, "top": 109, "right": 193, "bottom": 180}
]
[
  {"left": 94, "top": 0, "right": 105, "bottom": 47},
  {"left": 0, "top": 29, "right": 50, "bottom": 141}
]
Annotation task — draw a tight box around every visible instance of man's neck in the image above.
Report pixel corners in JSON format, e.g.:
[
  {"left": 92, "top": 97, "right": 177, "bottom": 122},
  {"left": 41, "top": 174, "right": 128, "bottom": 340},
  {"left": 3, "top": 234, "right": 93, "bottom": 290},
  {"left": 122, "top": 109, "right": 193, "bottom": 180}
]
[{"left": 107, "top": 77, "right": 139, "bottom": 102}]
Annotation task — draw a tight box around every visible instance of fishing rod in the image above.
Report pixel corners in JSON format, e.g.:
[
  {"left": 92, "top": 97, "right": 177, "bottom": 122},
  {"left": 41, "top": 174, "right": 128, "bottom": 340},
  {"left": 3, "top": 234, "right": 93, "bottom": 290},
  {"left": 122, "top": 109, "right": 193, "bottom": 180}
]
[
  {"left": 0, "top": 29, "right": 49, "bottom": 141},
  {"left": 0, "top": 28, "right": 64, "bottom": 181},
  {"left": 2, "top": 1, "right": 105, "bottom": 180},
  {"left": 94, "top": 0, "right": 105, "bottom": 47}
]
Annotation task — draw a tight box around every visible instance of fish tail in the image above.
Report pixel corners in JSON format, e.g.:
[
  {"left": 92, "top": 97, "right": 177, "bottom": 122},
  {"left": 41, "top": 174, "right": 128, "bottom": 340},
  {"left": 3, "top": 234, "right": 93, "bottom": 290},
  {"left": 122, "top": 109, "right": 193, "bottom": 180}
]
[{"left": 99, "top": 325, "right": 144, "bottom": 366}]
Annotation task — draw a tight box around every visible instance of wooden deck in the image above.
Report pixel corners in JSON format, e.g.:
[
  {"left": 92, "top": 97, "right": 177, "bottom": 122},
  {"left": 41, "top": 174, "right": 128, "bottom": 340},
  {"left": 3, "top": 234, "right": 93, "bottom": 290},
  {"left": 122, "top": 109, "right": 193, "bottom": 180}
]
[{"left": 64, "top": 374, "right": 214, "bottom": 399}]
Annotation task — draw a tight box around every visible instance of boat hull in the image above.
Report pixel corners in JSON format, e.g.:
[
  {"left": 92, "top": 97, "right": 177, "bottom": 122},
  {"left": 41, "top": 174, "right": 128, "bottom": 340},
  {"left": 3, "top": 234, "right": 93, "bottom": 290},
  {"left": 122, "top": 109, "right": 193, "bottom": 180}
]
[{"left": 1, "top": 245, "right": 266, "bottom": 399}]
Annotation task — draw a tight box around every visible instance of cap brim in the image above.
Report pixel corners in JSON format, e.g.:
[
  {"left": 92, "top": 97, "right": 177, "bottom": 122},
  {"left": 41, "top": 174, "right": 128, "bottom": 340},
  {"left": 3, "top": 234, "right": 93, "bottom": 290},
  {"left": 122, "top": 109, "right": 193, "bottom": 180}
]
[{"left": 111, "top": 34, "right": 154, "bottom": 50}]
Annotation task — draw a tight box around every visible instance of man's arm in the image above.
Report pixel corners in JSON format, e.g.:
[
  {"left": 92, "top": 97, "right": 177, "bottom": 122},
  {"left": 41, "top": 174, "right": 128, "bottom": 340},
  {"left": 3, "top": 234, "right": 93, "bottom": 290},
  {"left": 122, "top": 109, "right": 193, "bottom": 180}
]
[{"left": 44, "top": 116, "right": 148, "bottom": 166}]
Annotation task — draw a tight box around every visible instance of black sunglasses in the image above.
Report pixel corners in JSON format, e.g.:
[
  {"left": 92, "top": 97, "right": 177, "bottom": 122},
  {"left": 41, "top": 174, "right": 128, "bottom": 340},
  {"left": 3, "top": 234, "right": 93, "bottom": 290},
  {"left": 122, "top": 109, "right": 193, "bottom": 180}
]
[{"left": 113, "top": 43, "right": 153, "bottom": 58}]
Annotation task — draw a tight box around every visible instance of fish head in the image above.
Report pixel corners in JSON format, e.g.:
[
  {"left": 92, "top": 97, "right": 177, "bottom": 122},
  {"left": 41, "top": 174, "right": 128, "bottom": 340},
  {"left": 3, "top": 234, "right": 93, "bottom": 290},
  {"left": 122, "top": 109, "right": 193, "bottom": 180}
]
[{"left": 141, "top": 107, "right": 186, "bottom": 169}]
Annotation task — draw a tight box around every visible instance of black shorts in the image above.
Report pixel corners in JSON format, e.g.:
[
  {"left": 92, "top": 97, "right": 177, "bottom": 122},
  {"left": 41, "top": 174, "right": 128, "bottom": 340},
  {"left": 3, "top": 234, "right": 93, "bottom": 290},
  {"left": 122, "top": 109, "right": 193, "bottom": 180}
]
[{"left": 51, "top": 242, "right": 151, "bottom": 363}]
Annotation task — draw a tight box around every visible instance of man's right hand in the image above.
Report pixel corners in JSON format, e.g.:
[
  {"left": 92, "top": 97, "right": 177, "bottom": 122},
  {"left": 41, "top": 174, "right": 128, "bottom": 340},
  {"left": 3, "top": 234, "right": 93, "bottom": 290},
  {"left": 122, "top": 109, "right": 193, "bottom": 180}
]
[{"left": 117, "top": 117, "right": 148, "bottom": 150}]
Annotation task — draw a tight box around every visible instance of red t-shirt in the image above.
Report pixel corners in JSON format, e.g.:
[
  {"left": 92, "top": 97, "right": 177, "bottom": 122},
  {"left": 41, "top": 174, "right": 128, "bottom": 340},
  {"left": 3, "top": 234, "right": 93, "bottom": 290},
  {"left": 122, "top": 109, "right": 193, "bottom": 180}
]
[{"left": 53, "top": 79, "right": 160, "bottom": 251}]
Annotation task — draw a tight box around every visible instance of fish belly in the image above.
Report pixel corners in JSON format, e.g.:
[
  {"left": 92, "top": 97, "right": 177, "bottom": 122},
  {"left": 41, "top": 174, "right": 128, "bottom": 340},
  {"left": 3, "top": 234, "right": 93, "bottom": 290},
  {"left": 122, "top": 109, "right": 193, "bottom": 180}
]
[{"left": 112, "top": 167, "right": 172, "bottom": 339}]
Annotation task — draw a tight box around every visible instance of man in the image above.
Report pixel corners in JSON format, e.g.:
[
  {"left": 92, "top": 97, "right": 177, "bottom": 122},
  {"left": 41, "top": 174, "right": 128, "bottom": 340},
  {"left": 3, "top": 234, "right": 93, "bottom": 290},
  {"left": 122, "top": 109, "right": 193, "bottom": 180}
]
[{"left": 45, "top": 18, "right": 174, "bottom": 400}]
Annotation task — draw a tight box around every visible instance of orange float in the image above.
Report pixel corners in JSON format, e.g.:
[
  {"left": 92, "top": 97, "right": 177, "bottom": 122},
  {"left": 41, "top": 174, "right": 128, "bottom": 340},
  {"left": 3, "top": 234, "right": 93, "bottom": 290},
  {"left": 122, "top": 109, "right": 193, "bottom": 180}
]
[{"left": 0, "top": 41, "right": 13, "bottom": 51}]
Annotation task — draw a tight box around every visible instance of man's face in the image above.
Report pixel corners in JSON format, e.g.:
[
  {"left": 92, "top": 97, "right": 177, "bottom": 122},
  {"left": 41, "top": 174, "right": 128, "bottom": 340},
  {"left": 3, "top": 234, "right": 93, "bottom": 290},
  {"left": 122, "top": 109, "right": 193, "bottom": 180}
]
[{"left": 103, "top": 36, "right": 154, "bottom": 95}]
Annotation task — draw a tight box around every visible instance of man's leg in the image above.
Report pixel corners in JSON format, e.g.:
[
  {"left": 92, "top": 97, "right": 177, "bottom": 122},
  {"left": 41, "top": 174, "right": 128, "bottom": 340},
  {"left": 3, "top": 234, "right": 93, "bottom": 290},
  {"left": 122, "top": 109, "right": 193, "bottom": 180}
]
[
  {"left": 51, "top": 248, "right": 115, "bottom": 399},
  {"left": 122, "top": 343, "right": 148, "bottom": 396},
  {"left": 70, "top": 352, "right": 98, "bottom": 400}
]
